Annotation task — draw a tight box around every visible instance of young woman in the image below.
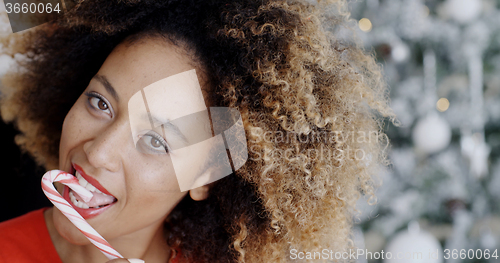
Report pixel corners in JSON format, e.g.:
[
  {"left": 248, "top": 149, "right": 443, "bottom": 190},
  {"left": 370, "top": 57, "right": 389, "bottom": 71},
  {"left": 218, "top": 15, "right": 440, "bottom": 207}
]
[{"left": 0, "top": 0, "right": 397, "bottom": 262}]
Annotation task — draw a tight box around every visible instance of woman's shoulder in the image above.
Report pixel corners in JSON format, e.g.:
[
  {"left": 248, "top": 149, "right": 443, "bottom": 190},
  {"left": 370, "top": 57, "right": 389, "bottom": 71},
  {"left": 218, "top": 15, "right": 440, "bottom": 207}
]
[{"left": 0, "top": 208, "right": 62, "bottom": 263}]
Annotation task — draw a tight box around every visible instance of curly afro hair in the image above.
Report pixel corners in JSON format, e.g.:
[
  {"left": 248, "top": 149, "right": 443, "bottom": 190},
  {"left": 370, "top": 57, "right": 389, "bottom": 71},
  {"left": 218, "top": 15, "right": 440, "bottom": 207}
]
[{"left": 0, "top": 0, "right": 398, "bottom": 262}]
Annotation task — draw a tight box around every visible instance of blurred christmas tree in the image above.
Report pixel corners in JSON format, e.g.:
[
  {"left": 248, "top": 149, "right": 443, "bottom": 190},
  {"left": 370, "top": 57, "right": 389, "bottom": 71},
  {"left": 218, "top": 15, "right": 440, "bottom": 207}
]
[{"left": 347, "top": 0, "right": 500, "bottom": 262}]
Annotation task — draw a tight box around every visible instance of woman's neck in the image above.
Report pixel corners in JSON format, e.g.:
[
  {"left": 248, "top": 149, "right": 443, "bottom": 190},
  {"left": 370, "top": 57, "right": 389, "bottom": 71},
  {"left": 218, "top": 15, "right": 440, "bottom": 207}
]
[{"left": 44, "top": 207, "right": 171, "bottom": 263}]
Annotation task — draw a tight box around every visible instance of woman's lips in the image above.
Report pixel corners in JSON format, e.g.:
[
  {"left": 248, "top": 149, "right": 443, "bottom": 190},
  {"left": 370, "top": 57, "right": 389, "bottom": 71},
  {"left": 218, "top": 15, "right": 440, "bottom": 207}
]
[
  {"left": 63, "top": 185, "right": 116, "bottom": 219},
  {"left": 72, "top": 163, "right": 114, "bottom": 196},
  {"left": 72, "top": 188, "right": 116, "bottom": 208},
  {"left": 62, "top": 163, "right": 118, "bottom": 219}
]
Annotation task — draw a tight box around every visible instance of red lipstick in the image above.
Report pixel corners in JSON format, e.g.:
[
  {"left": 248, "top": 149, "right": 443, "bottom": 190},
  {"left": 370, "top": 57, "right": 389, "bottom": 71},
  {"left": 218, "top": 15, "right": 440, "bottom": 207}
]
[
  {"left": 72, "top": 163, "right": 113, "bottom": 196},
  {"left": 62, "top": 186, "right": 115, "bottom": 219}
]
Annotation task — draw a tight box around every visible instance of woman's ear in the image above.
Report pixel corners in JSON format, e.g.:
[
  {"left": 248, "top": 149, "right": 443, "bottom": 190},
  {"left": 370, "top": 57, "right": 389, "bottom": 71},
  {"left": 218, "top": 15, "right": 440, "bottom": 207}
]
[
  {"left": 188, "top": 167, "right": 215, "bottom": 201},
  {"left": 189, "top": 185, "right": 210, "bottom": 201}
]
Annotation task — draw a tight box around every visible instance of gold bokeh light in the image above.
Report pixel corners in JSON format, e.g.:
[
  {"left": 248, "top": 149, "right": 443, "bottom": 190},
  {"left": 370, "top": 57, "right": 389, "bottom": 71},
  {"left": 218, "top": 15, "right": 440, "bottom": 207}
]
[
  {"left": 359, "top": 18, "right": 372, "bottom": 32},
  {"left": 436, "top": 98, "right": 450, "bottom": 112},
  {"left": 422, "top": 6, "right": 430, "bottom": 17}
]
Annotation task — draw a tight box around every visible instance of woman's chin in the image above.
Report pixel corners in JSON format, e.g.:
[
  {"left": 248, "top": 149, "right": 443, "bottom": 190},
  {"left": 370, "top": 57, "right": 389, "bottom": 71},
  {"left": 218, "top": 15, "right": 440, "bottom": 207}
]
[{"left": 52, "top": 208, "right": 93, "bottom": 246}]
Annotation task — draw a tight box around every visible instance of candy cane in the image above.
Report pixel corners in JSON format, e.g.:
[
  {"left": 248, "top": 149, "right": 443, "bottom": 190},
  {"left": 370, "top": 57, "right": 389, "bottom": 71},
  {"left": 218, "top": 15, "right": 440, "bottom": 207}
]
[{"left": 41, "top": 170, "right": 123, "bottom": 260}]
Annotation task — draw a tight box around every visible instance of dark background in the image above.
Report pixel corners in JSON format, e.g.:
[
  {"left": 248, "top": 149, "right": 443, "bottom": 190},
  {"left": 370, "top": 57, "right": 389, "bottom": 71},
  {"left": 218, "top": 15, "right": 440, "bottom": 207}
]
[
  {"left": 0, "top": 0, "right": 80, "bottom": 222},
  {"left": 0, "top": 119, "right": 51, "bottom": 222}
]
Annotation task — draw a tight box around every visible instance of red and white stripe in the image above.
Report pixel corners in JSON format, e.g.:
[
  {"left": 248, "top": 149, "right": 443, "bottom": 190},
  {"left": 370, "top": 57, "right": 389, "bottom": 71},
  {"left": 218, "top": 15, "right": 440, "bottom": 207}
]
[{"left": 41, "top": 170, "right": 123, "bottom": 260}]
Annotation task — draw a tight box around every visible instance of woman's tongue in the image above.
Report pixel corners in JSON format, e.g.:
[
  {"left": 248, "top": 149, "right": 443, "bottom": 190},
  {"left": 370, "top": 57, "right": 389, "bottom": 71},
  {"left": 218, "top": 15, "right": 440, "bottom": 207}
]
[{"left": 73, "top": 190, "right": 115, "bottom": 208}]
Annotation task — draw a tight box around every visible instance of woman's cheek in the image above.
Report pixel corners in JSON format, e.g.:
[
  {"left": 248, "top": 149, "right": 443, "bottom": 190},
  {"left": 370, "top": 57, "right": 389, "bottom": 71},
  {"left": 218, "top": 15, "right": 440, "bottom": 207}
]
[
  {"left": 59, "top": 109, "right": 78, "bottom": 162},
  {"left": 61, "top": 103, "right": 85, "bottom": 142},
  {"left": 136, "top": 167, "right": 171, "bottom": 194},
  {"left": 132, "top": 154, "right": 179, "bottom": 192}
]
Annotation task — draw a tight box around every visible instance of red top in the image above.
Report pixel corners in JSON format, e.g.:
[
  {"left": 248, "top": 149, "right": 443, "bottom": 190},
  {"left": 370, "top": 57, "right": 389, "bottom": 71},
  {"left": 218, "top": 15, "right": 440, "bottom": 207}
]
[
  {"left": 0, "top": 208, "right": 182, "bottom": 263},
  {"left": 0, "top": 208, "right": 62, "bottom": 263}
]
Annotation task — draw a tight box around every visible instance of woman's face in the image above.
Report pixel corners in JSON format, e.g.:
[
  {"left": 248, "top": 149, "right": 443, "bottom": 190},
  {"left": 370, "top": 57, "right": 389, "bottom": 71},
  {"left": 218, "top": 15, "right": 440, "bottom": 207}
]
[{"left": 54, "top": 37, "right": 211, "bottom": 245}]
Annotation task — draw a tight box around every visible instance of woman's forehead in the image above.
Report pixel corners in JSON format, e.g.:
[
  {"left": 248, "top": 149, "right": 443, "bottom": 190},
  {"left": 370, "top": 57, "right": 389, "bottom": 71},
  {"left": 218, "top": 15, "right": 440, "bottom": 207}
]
[
  {"left": 128, "top": 69, "right": 208, "bottom": 128},
  {"left": 95, "top": 37, "right": 204, "bottom": 101}
]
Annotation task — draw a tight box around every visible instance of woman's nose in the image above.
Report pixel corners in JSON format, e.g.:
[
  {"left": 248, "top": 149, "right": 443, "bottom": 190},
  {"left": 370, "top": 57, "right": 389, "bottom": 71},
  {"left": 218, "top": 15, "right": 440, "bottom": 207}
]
[{"left": 83, "top": 120, "right": 130, "bottom": 173}]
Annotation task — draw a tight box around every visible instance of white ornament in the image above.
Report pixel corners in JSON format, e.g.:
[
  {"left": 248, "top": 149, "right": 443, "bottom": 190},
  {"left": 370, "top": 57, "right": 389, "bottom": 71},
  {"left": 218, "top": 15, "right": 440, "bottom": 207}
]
[
  {"left": 392, "top": 42, "right": 410, "bottom": 63},
  {"left": 445, "top": 0, "right": 482, "bottom": 23},
  {"left": 412, "top": 112, "right": 452, "bottom": 154},
  {"left": 460, "top": 132, "right": 490, "bottom": 178},
  {"left": 384, "top": 222, "right": 443, "bottom": 263}
]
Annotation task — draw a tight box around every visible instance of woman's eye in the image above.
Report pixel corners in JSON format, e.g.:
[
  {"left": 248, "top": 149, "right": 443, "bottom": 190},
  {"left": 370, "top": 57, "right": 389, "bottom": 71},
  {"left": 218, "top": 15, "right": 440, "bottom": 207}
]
[
  {"left": 137, "top": 133, "right": 169, "bottom": 155},
  {"left": 89, "top": 97, "right": 110, "bottom": 112},
  {"left": 150, "top": 137, "right": 163, "bottom": 148},
  {"left": 96, "top": 99, "right": 108, "bottom": 110},
  {"left": 86, "top": 92, "right": 112, "bottom": 116}
]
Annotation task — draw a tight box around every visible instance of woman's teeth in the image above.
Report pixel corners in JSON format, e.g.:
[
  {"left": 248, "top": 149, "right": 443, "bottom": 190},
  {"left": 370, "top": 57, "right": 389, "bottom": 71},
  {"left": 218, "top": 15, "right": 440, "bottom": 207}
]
[
  {"left": 69, "top": 170, "right": 112, "bottom": 209},
  {"left": 70, "top": 190, "right": 90, "bottom": 209},
  {"left": 75, "top": 171, "right": 102, "bottom": 193}
]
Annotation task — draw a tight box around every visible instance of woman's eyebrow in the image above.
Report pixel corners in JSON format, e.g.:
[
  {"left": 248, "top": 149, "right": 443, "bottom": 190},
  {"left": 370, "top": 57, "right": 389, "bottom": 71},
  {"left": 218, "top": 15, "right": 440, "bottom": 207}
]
[
  {"left": 94, "top": 74, "right": 120, "bottom": 103},
  {"left": 147, "top": 114, "right": 189, "bottom": 145},
  {"left": 161, "top": 121, "right": 189, "bottom": 145}
]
